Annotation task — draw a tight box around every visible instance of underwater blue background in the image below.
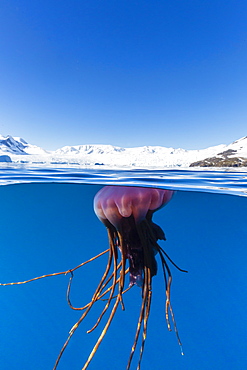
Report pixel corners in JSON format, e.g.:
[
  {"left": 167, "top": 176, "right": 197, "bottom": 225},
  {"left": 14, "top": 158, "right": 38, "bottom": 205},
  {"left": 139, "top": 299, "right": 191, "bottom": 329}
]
[{"left": 0, "top": 182, "right": 246, "bottom": 370}]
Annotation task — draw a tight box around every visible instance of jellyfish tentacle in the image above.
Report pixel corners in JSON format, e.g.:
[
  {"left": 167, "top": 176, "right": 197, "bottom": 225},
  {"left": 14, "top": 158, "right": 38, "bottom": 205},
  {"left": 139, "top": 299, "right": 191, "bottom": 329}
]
[
  {"left": 53, "top": 246, "right": 116, "bottom": 369},
  {"left": 126, "top": 270, "right": 148, "bottom": 370},
  {"left": 126, "top": 264, "right": 153, "bottom": 370},
  {"left": 66, "top": 266, "right": 130, "bottom": 311},
  {"left": 158, "top": 250, "right": 173, "bottom": 330},
  {"left": 158, "top": 250, "right": 183, "bottom": 353},
  {"left": 87, "top": 257, "right": 122, "bottom": 306},
  {"left": 136, "top": 221, "right": 155, "bottom": 370},
  {"left": 66, "top": 270, "right": 75, "bottom": 308},
  {"left": 126, "top": 220, "right": 155, "bottom": 370},
  {"left": 82, "top": 294, "right": 121, "bottom": 370},
  {"left": 135, "top": 220, "right": 157, "bottom": 370},
  {"left": 137, "top": 266, "right": 152, "bottom": 370},
  {"left": 117, "top": 230, "right": 127, "bottom": 310},
  {"left": 0, "top": 249, "right": 109, "bottom": 287},
  {"left": 87, "top": 226, "right": 119, "bottom": 333},
  {"left": 53, "top": 223, "right": 131, "bottom": 370},
  {"left": 139, "top": 216, "right": 185, "bottom": 354},
  {"left": 138, "top": 216, "right": 185, "bottom": 357},
  {"left": 100, "top": 284, "right": 132, "bottom": 301},
  {"left": 137, "top": 220, "right": 158, "bottom": 278},
  {"left": 167, "top": 296, "right": 184, "bottom": 355},
  {"left": 144, "top": 216, "right": 187, "bottom": 274},
  {"left": 159, "top": 245, "right": 188, "bottom": 273}
]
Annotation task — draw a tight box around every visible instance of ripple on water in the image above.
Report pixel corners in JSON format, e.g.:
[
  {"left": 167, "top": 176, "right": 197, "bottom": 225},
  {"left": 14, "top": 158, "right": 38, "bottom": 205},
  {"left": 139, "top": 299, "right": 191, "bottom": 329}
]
[{"left": 0, "top": 165, "right": 247, "bottom": 196}]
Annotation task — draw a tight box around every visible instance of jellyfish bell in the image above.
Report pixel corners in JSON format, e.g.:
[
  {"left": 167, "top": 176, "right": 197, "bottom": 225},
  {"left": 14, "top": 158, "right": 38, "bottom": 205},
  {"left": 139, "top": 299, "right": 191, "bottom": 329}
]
[
  {"left": 94, "top": 185, "right": 174, "bottom": 226},
  {"left": 94, "top": 186, "right": 174, "bottom": 287}
]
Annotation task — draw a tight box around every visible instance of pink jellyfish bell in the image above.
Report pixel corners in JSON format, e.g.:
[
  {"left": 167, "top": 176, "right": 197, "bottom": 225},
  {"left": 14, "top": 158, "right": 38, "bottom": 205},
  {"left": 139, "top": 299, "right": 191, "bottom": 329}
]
[{"left": 94, "top": 186, "right": 174, "bottom": 287}]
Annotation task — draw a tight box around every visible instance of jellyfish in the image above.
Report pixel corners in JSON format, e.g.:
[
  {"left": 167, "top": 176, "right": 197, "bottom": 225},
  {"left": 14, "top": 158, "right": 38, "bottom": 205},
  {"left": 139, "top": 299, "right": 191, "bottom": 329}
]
[
  {"left": 0, "top": 185, "right": 186, "bottom": 370},
  {"left": 92, "top": 186, "right": 186, "bottom": 368}
]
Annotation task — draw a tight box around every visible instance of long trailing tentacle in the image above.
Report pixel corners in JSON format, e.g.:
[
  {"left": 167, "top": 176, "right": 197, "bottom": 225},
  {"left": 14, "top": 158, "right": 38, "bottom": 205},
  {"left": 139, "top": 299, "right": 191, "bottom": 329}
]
[
  {"left": 82, "top": 294, "right": 121, "bottom": 370},
  {"left": 0, "top": 246, "right": 128, "bottom": 370},
  {"left": 158, "top": 250, "right": 173, "bottom": 330},
  {"left": 136, "top": 219, "right": 154, "bottom": 370},
  {"left": 137, "top": 217, "right": 186, "bottom": 363},
  {"left": 126, "top": 280, "right": 147, "bottom": 370},
  {"left": 126, "top": 264, "right": 152, "bottom": 370},
  {"left": 158, "top": 250, "right": 184, "bottom": 354},
  {"left": 137, "top": 266, "right": 152, "bottom": 370},
  {"left": 0, "top": 249, "right": 109, "bottom": 286},
  {"left": 66, "top": 260, "right": 122, "bottom": 310},
  {"left": 100, "top": 284, "right": 132, "bottom": 302},
  {"left": 53, "top": 224, "right": 131, "bottom": 370},
  {"left": 66, "top": 266, "right": 131, "bottom": 311},
  {"left": 82, "top": 226, "right": 131, "bottom": 369},
  {"left": 87, "top": 227, "right": 119, "bottom": 333},
  {"left": 65, "top": 228, "right": 130, "bottom": 332},
  {"left": 145, "top": 214, "right": 185, "bottom": 353},
  {"left": 135, "top": 221, "right": 154, "bottom": 370},
  {"left": 53, "top": 240, "right": 116, "bottom": 370}
]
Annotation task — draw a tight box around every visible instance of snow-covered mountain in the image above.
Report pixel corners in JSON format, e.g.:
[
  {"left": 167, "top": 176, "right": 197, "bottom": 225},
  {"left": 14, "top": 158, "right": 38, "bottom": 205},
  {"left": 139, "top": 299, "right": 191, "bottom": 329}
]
[
  {"left": 189, "top": 136, "right": 247, "bottom": 167},
  {"left": 0, "top": 135, "right": 48, "bottom": 155},
  {"left": 0, "top": 134, "right": 247, "bottom": 167}
]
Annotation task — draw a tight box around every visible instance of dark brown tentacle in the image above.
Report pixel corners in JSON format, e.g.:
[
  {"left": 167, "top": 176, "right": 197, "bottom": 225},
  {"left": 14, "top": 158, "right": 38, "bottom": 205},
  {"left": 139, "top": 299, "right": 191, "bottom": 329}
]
[
  {"left": 53, "top": 245, "right": 115, "bottom": 369},
  {"left": 159, "top": 245, "right": 188, "bottom": 273},
  {"left": 137, "top": 266, "right": 152, "bottom": 370},
  {"left": 66, "top": 267, "right": 130, "bottom": 311},
  {"left": 117, "top": 231, "right": 127, "bottom": 310},
  {"left": 82, "top": 295, "right": 121, "bottom": 370},
  {"left": 158, "top": 250, "right": 183, "bottom": 353},
  {"left": 135, "top": 221, "right": 155, "bottom": 370},
  {"left": 87, "top": 228, "right": 119, "bottom": 333},
  {"left": 81, "top": 228, "right": 128, "bottom": 369},
  {"left": 126, "top": 276, "right": 147, "bottom": 370},
  {"left": 100, "top": 284, "right": 132, "bottom": 301},
  {"left": 158, "top": 250, "right": 172, "bottom": 330},
  {"left": 127, "top": 221, "right": 155, "bottom": 370},
  {"left": 140, "top": 217, "right": 185, "bottom": 355}
]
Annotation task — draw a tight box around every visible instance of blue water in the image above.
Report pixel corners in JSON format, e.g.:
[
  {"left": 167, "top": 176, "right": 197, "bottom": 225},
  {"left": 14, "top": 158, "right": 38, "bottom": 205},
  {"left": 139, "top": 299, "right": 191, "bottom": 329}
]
[{"left": 0, "top": 167, "right": 246, "bottom": 370}]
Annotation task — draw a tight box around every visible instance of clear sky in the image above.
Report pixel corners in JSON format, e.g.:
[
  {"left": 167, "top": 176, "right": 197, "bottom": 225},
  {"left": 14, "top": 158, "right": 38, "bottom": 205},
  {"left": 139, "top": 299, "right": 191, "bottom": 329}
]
[{"left": 0, "top": 1, "right": 247, "bottom": 150}]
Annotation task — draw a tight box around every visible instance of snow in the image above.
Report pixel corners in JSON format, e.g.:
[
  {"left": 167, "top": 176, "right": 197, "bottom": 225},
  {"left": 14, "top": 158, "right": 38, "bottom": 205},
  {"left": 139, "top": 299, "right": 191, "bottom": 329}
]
[
  {"left": 0, "top": 134, "right": 247, "bottom": 168},
  {"left": 223, "top": 136, "right": 247, "bottom": 158}
]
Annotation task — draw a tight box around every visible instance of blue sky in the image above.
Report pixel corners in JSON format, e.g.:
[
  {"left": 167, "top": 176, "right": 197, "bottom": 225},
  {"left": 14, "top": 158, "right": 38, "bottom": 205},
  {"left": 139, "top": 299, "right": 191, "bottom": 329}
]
[{"left": 0, "top": 1, "right": 247, "bottom": 150}]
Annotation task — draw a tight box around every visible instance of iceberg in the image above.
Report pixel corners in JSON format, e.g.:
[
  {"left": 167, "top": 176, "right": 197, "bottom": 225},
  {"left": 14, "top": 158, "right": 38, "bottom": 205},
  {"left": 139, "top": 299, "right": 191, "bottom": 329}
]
[{"left": 0, "top": 155, "right": 12, "bottom": 162}]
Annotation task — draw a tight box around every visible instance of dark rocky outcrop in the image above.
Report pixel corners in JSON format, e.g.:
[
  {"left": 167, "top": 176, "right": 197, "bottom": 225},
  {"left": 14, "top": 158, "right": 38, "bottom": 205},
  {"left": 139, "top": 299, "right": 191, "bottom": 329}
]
[
  {"left": 189, "top": 141, "right": 247, "bottom": 167},
  {"left": 190, "top": 156, "right": 247, "bottom": 167}
]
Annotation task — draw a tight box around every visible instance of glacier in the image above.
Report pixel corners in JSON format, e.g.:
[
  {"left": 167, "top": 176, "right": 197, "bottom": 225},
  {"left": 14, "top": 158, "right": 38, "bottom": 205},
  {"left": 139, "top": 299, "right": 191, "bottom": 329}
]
[{"left": 0, "top": 134, "right": 247, "bottom": 168}]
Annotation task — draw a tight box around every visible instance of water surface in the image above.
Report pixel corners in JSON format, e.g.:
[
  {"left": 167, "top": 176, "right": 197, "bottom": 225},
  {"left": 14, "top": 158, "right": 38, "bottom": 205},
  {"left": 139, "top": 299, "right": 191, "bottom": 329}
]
[{"left": 0, "top": 165, "right": 247, "bottom": 196}]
